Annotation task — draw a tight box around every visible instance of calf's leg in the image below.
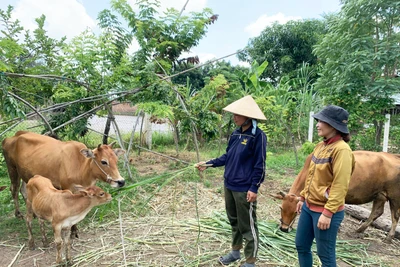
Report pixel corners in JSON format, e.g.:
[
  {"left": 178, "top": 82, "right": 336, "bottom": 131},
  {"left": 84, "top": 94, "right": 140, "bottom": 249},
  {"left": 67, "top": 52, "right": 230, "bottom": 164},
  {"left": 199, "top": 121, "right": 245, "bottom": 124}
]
[
  {"left": 39, "top": 218, "right": 49, "bottom": 247},
  {"left": 53, "top": 224, "right": 64, "bottom": 264},
  {"left": 63, "top": 228, "right": 73, "bottom": 263}
]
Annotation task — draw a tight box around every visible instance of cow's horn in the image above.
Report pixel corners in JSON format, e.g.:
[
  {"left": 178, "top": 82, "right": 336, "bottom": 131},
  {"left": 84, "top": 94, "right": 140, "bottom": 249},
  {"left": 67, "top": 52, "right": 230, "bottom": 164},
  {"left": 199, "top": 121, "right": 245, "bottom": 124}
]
[
  {"left": 279, "top": 191, "right": 286, "bottom": 197},
  {"left": 109, "top": 141, "right": 117, "bottom": 147}
]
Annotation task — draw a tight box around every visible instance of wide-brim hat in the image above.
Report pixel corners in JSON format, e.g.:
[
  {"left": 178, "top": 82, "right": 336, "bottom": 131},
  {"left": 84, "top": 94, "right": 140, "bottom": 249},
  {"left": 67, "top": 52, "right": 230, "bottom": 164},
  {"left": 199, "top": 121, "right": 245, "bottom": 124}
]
[
  {"left": 313, "top": 105, "right": 349, "bottom": 134},
  {"left": 223, "top": 95, "right": 266, "bottom": 120}
]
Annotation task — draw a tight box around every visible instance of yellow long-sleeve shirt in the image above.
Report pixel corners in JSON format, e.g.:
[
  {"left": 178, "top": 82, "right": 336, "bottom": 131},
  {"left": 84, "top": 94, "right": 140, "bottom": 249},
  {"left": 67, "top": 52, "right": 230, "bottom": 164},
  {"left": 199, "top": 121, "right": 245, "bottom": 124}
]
[{"left": 300, "top": 139, "right": 355, "bottom": 216}]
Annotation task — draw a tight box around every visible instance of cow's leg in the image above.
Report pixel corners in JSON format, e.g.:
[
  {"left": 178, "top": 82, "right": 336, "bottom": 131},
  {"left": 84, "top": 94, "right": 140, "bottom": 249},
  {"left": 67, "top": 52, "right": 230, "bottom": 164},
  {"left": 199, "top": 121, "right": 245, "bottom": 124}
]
[
  {"left": 39, "top": 218, "right": 49, "bottom": 247},
  {"left": 53, "top": 224, "right": 64, "bottom": 264},
  {"left": 70, "top": 224, "right": 79, "bottom": 239},
  {"left": 2, "top": 153, "right": 23, "bottom": 218},
  {"left": 26, "top": 200, "right": 35, "bottom": 250},
  {"left": 384, "top": 200, "right": 400, "bottom": 243},
  {"left": 10, "top": 177, "right": 22, "bottom": 218},
  {"left": 20, "top": 181, "right": 27, "bottom": 203},
  {"left": 356, "top": 193, "right": 386, "bottom": 233}
]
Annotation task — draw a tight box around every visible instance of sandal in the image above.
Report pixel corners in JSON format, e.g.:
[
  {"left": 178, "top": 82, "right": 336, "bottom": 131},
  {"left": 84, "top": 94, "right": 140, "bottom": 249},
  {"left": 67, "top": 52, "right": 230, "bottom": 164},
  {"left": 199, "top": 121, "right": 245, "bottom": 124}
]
[{"left": 218, "top": 253, "right": 241, "bottom": 266}]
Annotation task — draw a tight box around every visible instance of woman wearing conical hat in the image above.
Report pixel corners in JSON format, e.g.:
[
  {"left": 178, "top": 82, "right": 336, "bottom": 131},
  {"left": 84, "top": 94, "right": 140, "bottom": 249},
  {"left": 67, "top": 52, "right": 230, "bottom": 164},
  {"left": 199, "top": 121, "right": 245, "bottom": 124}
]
[{"left": 196, "top": 95, "right": 267, "bottom": 267}]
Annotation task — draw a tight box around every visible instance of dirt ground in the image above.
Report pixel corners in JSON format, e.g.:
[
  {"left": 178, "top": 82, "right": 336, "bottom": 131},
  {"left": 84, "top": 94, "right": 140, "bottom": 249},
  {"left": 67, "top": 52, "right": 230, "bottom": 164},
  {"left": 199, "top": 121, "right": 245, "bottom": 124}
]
[{"left": 1, "top": 151, "right": 399, "bottom": 267}]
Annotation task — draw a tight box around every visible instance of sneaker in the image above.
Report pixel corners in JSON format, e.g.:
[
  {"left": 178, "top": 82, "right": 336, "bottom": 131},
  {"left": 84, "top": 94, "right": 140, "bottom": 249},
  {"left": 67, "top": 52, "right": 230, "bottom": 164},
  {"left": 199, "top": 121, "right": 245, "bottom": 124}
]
[{"left": 218, "top": 253, "right": 241, "bottom": 266}]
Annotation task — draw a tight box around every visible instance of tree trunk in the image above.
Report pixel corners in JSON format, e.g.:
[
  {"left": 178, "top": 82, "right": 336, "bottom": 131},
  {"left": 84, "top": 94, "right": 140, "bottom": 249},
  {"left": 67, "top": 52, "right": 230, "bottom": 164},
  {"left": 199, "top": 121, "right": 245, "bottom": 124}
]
[
  {"left": 102, "top": 114, "right": 112, "bottom": 144},
  {"left": 171, "top": 122, "right": 180, "bottom": 156},
  {"left": 374, "top": 120, "right": 383, "bottom": 147},
  {"left": 344, "top": 204, "right": 400, "bottom": 239}
]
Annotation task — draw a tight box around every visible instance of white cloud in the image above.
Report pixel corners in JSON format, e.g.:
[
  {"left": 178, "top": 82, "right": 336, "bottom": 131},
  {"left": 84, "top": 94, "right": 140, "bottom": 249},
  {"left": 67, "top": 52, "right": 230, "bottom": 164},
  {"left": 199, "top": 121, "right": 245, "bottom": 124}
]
[
  {"left": 245, "top": 12, "right": 302, "bottom": 37},
  {"left": 237, "top": 61, "right": 250, "bottom": 68},
  {"left": 127, "top": 0, "right": 207, "bottom": 14},
  {"left": 12, "top": 0, "right": 96, "bottom": 40}
]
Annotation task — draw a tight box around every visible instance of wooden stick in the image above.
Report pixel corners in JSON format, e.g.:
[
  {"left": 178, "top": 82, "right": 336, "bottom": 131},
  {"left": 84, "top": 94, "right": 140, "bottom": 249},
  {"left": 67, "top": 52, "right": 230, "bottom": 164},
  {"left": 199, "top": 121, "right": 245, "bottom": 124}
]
[{"left": 7, "top": 243, "right": 25, "bottom": 267}]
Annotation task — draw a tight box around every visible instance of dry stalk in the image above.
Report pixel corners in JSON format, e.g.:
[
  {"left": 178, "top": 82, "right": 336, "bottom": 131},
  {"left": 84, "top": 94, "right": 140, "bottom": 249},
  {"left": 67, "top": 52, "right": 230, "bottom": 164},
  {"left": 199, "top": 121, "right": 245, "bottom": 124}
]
[{"left": 7, "top": 243, "right": 25, "bottom": 267}]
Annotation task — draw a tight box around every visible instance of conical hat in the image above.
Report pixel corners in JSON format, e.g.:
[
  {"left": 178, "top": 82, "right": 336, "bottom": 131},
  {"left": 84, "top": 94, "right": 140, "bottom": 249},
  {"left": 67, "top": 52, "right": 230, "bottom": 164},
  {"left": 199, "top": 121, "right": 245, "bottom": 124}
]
[{"left": 223, "top": 95, "right": 266, "bottom": 120}]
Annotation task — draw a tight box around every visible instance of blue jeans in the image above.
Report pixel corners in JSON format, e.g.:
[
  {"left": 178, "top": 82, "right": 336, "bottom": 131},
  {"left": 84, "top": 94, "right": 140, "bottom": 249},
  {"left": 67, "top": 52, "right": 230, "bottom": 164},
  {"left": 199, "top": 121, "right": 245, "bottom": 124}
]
[{"left": 295, "top": 203, "right": 344, "bottom": 267}]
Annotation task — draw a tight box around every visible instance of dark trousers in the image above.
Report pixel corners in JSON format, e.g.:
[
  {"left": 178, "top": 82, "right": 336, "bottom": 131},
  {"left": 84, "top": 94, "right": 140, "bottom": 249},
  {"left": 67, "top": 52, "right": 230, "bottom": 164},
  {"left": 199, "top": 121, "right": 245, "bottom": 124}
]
[
  {"left": 295, "top": 203, "right": 344, "bottom": 267},
  {"left": 224, "top": 186, "right": 258, "bottom": 264}
]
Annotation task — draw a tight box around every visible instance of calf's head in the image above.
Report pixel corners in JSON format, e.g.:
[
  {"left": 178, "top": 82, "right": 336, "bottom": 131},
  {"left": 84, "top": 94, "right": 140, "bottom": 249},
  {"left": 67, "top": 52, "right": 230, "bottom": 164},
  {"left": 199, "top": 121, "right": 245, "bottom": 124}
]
[
  {"left": 74, "top": 184, "right": 112, "bottom": 204},
  {"left": 271, "top": 191, "right": 299, "bottom": 232},
  {"left": 80, "top": 142, "right": 126, "bottom": 188}
]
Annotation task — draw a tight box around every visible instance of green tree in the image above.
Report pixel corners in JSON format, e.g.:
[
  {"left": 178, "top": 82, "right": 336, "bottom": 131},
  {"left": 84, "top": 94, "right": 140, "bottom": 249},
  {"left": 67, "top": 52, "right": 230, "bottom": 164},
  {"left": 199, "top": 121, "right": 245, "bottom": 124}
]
[
  {"left": 314, "top": 0, "right": 400, "bottom": 149},
  {"left": 0, "top": 6, "right": 66, "bottom": 122},
  {"left": 238, "top": 19, "right": 327, "bottom": 84}
]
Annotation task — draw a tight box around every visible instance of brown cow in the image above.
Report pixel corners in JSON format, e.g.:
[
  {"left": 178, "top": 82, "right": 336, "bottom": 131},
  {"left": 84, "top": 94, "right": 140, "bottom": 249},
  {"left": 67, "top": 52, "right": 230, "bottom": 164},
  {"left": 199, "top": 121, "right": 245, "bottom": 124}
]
[
  {"left": 2, "top": 131, "right": 125, "bottom": 219},
  {"left": 272, "top": 150, "right": 400, "bottom": 243},
  {"left": 26, "top": 175, "right": 112, "bottom": 264}
]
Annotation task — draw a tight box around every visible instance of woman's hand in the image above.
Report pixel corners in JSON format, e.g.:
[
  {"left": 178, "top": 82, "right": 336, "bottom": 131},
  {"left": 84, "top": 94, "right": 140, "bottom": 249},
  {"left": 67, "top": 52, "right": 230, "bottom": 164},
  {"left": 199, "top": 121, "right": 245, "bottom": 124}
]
[
  {"left": 317, "top": 214, "right": 332, "bottom": 230},
  {"left": 296, "top": 199, "right": 303, "bottom": 214},
  {"left": 195, "top": 161, "right": 208, "bottom": 171},
  {"left": 247, "top": 191, "right": 257, "bottom": 202}
]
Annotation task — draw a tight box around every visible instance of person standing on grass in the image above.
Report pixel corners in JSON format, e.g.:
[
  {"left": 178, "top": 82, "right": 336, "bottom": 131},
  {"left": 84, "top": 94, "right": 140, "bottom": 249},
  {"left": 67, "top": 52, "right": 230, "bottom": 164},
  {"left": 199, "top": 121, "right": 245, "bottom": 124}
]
[
  {"left": 196, "top": 95, "right": 267, "bottom": 267},
  {"left": 295, "top": 105, "right": 355, "bottom": 267}
]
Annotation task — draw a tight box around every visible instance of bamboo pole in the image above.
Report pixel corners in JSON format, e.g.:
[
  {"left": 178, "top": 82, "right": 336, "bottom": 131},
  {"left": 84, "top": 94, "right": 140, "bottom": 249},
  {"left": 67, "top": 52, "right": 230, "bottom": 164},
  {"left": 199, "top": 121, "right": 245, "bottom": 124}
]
[{"left": 105, "top": 103, "right": 134, "bottom": 182}]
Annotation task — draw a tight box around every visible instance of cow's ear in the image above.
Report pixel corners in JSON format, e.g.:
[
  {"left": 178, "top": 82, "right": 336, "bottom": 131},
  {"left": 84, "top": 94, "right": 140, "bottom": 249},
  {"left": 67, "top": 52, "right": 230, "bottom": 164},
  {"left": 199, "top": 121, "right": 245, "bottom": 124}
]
[
  {"left": 113, "top": 148, "right": 125, "bottom": 157},
  {"left": 80, "top": 149, "right": 95, "bottom": 158}
]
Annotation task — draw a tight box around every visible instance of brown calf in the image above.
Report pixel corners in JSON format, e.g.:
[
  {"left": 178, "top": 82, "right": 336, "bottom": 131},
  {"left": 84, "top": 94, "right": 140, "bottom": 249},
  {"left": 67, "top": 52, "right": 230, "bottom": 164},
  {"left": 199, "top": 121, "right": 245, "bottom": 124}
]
[{"left": 26, "top": 175, "right": 112, "bottom": 264}]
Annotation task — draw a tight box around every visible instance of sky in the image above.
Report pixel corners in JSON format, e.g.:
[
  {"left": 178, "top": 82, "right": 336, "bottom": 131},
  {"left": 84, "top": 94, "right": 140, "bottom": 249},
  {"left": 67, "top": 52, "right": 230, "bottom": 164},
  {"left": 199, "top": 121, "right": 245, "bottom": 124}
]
[{"left": 0, "top": 0, "right": 342, "bottom": 66}]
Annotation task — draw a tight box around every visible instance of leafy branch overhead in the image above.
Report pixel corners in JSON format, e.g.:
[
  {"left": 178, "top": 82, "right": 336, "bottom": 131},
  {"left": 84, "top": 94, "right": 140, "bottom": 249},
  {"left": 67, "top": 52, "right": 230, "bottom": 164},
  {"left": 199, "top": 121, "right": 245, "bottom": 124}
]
[{"left": 110, "top": 0, "right": 218, "bottom": 71}]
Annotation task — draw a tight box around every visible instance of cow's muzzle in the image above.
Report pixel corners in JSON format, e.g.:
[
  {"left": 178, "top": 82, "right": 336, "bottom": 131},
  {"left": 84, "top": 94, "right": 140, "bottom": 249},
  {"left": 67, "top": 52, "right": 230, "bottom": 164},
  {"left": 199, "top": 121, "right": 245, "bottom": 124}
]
[
  {"left": 109, "top": 179, "right": 125, "bottom": 188},
  {"left": 280, "top": 227, "right": 289, "bottom": 233}
]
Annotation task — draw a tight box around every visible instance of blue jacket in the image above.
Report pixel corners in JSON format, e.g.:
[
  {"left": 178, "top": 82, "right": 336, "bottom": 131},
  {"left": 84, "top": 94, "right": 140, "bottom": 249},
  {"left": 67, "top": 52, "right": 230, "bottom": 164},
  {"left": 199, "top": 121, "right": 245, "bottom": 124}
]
[{"left": 206, "top": 126, "right": 267, "bottom": 193}]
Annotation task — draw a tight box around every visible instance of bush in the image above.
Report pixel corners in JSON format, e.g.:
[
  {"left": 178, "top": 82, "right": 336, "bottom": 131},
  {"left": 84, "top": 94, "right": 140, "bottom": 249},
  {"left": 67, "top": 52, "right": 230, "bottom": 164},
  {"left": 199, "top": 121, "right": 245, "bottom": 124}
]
[{"left": 299, "top": 141, "right": 316, "bottom": 155}]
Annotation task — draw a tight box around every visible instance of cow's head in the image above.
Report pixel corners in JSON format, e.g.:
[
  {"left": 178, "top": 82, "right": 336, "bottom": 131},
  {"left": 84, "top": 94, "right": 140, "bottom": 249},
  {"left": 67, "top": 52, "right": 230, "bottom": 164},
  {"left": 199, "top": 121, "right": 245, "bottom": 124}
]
[
  {"left": 271, "top": 191, "right": 299, "bottom": 232},
  {"left": 80, "top": 141, "right": 126, "bottom": 188}
]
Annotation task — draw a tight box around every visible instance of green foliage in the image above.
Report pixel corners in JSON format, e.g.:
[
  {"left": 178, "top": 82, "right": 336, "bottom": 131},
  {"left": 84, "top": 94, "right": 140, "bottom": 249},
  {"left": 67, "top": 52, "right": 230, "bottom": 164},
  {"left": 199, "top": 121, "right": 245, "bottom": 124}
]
[
  {"left": 299, "top": 141, "right": 316, "bottom": 155},
  {"left": 0, "top": 88, "right": 25, "bottom": 118},
  {"left": 137, "top": 102, "right": 174, "bottom": 120},
  {"left": 314, "top": 0, "right": 400, "bottom": 146},
  {"left": 111, "top": 0, "right": 215, "bottom": 73},
  {"left": 238, "top": 19, "right": 327, "bottom": 84}
]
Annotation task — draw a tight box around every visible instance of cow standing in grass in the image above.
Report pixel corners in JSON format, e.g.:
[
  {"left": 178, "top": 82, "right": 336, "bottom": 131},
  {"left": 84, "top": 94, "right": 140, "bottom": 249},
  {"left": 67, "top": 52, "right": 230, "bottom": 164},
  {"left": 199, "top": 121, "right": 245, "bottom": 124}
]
[
  {"left": 2, "top": 131, "right": 125, "bottom": 237},
  {"left": 26, "top": 175, "right": 112, "bottom": 264}
]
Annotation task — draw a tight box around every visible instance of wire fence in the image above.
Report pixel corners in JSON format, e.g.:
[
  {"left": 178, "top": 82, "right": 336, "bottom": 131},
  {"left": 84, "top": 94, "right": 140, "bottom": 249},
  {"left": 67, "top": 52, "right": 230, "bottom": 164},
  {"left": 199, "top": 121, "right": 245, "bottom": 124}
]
[{"left": 88, "top": 115, "right": 171, "bottom": 135}]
